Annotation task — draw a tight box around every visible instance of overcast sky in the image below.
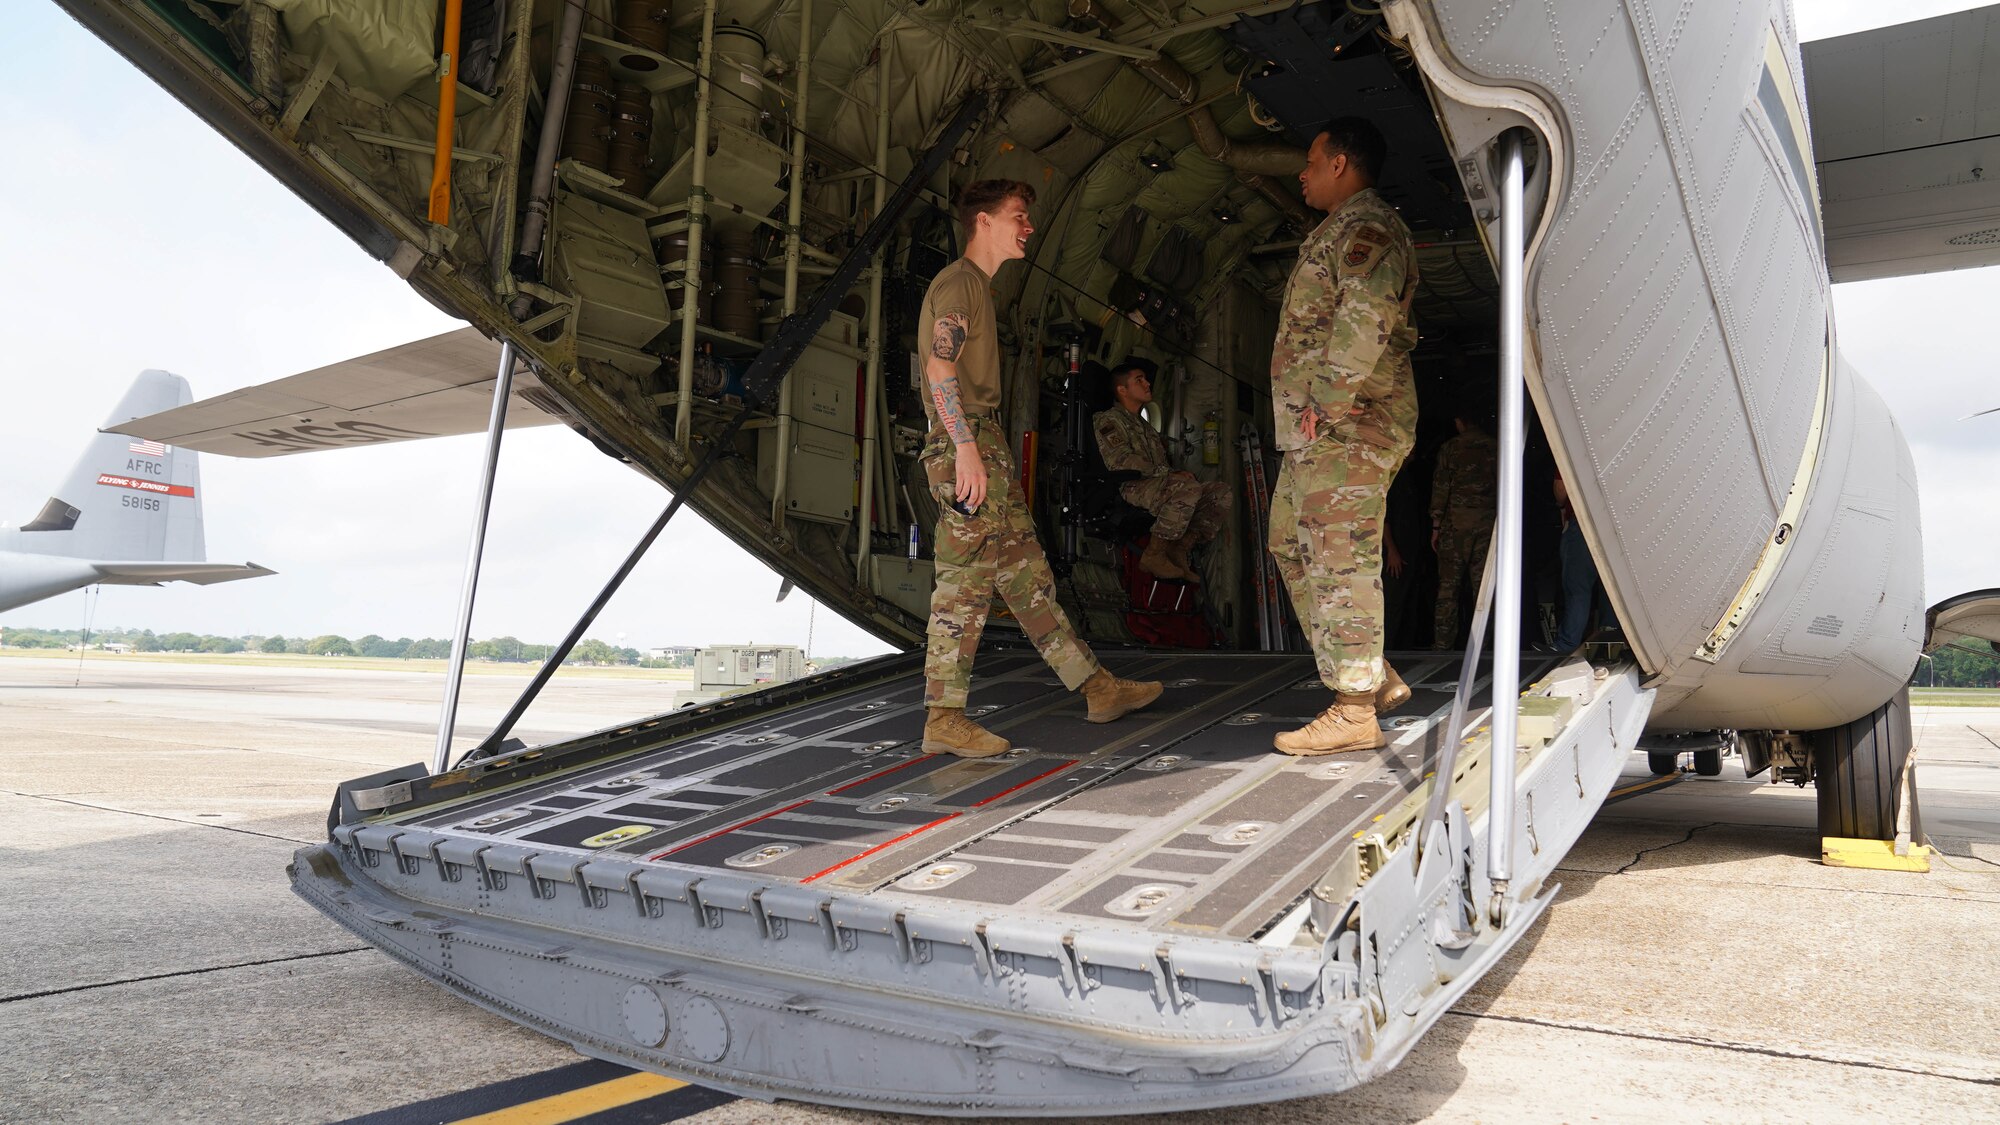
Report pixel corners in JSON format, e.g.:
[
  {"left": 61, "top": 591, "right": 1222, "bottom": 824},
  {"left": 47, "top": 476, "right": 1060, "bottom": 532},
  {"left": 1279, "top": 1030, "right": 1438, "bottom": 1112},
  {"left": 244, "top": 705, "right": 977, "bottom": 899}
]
[{"left": 2, "top": 2, "right": 1993, "bottom": 656}]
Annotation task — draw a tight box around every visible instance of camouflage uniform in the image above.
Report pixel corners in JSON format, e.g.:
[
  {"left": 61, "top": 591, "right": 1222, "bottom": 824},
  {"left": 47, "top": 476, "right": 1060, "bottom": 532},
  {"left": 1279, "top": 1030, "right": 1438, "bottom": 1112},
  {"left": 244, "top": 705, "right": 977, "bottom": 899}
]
[
  {"left": 1267, "top": 188, "right": 1419, "bottom": 693},
  {"left": 1093, "top": 406, "right": 1232, "bottom": 542},
  {"left": 921, "top": 421, "right": 1100, "bottom": 710},
  {"left": 1429, "top": 429, "right": 1497, "bottom": 647}
]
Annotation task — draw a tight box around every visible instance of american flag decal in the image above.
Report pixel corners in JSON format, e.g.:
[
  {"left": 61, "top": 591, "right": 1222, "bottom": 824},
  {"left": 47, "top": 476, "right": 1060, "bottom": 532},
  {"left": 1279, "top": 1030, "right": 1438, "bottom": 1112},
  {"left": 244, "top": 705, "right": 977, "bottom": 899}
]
[{"left": 128, "top": 439, "right": 167, "bottom": 456}]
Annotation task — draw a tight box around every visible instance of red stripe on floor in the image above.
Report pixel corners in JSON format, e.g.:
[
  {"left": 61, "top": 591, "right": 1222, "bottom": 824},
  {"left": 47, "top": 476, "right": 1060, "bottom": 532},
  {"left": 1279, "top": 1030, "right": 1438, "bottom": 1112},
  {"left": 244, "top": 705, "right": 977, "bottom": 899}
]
[
  {"left": 647, "top": 800, "right": 813, "bottom": 859},
  {"left": 824, "top": 754, "right": 931, "bottom": 795},
  {"left": 798, "top": 814, "right": 962, "bottom": 883},
  {"left": 971, "top": 760, "right": 1078, "bottom": 807}
]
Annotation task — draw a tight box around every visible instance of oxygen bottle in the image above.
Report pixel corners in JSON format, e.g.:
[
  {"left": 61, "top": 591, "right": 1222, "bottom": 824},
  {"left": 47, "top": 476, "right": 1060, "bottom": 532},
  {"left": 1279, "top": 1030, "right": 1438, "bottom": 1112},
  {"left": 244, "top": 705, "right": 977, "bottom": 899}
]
[{"left": 1202, "top": 411, "right": 1221, "bottom": 466}]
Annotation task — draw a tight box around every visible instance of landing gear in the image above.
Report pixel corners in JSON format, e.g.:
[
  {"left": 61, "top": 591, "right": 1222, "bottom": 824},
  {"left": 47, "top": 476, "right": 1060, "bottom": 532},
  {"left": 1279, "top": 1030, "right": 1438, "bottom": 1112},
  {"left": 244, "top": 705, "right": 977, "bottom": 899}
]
[
  {"left": 1639, "top": 730, "right": 1731, "bottom": 776},
  {"left": 1808, "top": 687, "right": 1915, "bottom": 840}
]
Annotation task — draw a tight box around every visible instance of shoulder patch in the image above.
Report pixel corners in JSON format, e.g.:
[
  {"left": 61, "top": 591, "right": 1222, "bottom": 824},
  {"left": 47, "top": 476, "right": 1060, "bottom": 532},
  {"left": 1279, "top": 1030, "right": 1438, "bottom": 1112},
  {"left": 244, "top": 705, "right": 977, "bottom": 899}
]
[
  {"left": 1344, "top": 244, "right": 1377, "bottom": 268},
  {"left": 1356, "top": 224, "right": 1391, "bottom": 244}
]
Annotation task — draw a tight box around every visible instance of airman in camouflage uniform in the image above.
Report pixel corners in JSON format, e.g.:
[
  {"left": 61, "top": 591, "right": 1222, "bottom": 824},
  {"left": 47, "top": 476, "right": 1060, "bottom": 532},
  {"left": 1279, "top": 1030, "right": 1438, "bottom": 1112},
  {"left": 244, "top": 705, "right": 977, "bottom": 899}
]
[
  {"left": 1430, "top": 417, "right": 1497, "bottom": 648},
  {"left": 1093, "top": 358, "right": 1231, "bottom": 580},
  {"left": 922, "top": 423, "right": 1098, "bottom": 706},
  {"left": 917, "top": 180, "right": 1162, "bottom": 757},
  {"left": 1266, "top": 119, "right": 1420, "bottom": 755}
]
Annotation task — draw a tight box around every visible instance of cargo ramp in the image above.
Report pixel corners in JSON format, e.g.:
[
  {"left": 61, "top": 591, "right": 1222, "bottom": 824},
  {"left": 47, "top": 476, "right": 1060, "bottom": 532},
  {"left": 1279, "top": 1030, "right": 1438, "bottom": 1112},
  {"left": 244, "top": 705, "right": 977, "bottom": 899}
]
[{"left": 294, "top": 647, "right": 1652, "bottom": 1115}]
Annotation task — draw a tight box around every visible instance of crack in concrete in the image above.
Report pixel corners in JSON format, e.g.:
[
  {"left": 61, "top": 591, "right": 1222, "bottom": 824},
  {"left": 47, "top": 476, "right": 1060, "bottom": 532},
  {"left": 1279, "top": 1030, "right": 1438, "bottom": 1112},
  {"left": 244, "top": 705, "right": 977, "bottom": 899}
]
[
  {"left": 1443, "top": 1008, "right": 2000, "bottom": 1087},
  {"left": 1968, "top": 726, "right": 2000, "bottom": 752},
  {"left": 1611, "top": 821, "right": 1720, "bottom": 874},
  {"left": 0, "top": 790, "right": 317, "bottom": 846},
  {"left": 0, "top": 948, "right": 370, "bottom": 1005}
]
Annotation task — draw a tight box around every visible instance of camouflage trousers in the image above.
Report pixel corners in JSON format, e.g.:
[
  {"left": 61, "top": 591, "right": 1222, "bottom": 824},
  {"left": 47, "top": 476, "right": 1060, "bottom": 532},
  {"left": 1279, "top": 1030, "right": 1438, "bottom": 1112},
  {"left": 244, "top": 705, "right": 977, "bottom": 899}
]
[
  {"left": 1268, "top": 435, "right": 1407, "bottom": 694},
  {"left": 1433, "top": 519, "right": 1493, "bottom": 648},
  {"left": 923, "top": 424, "right": 1099, "bottom": 709},
  {"left": 1120, "top": 474, "right": 1232, "bottom": 542}
]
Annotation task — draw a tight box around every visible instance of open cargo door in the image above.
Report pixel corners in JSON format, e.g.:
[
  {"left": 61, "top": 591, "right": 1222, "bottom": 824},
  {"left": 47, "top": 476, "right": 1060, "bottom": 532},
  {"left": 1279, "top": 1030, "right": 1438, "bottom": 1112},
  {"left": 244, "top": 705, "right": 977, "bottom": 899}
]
[{"left": 1926, "top": 589, "right": 2000, "bottom": 654}]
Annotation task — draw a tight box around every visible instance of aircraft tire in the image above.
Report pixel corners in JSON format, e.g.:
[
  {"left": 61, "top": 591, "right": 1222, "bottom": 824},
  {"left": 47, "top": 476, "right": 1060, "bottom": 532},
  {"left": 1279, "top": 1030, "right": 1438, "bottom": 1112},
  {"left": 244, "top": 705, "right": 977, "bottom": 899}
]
[
  {"left": 1810, "top": 687, "right": 1912, "bottom": 840},
  {"left": 1692, "top": 749, "right": 1723, "bottom": 776},
  {"left": 1646, "top": 751, "right": 1680, "bottom": 776}
]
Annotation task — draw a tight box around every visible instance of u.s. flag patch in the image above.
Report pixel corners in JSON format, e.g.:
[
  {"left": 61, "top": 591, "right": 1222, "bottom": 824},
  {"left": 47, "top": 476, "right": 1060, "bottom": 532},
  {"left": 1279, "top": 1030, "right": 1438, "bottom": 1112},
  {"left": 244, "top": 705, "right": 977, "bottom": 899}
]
[{"left": 128, "top": 439, "right": 168, "bottom": 456}]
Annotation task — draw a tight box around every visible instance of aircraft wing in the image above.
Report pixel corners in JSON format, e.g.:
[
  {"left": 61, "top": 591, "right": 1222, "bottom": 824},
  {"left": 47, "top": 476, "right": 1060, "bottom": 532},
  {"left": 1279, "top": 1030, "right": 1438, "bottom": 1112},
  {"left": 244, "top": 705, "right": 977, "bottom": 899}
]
[
  {"left": 1804, "top": 6, "right": 2000, "bottom": 283},
  {"left": 108, "top": 329, "right": 566, "bottom": 458},
  {"left": 89, "top": 561, "right": 277, "bottom": 587}
]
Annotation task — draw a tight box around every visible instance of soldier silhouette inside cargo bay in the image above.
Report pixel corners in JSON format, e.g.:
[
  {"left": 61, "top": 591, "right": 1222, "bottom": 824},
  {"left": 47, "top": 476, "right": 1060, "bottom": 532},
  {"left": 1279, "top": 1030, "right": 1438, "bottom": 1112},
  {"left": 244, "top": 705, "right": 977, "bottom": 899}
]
[
  {"left": 1265, "top": 118, "right": 1421, "bottom": 756},
  {"left": 1431, "top": 406, "right": 1498, "bottom": 649},
  {"left": 1092, "top": 357, "right": 1233, "bottom": 583},
  {"left": 917, "top": 179, "right": 1164, "bottom": 758}
]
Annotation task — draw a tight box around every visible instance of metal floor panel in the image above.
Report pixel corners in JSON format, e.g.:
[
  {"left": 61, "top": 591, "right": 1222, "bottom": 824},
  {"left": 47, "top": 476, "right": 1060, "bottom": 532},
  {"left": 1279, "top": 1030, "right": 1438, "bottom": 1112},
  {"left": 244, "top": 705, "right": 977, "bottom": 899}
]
[{"left": 373, "top": 649, "right": 1549, "bottom": 940}]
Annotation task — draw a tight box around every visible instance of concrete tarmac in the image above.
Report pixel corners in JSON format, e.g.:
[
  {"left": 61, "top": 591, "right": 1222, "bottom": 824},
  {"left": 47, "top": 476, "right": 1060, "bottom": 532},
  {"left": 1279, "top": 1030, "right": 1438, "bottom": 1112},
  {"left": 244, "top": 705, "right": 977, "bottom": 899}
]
[{"left": 2, "top": 656, "right": 1996, "bottom": 1123}]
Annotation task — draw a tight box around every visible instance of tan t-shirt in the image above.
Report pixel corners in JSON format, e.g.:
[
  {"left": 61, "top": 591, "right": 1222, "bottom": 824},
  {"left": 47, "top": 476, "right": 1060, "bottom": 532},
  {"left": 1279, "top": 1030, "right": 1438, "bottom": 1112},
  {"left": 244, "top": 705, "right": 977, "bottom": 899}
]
[{"left": 918, "top": 258, "right": 1001, "bottom": 434}]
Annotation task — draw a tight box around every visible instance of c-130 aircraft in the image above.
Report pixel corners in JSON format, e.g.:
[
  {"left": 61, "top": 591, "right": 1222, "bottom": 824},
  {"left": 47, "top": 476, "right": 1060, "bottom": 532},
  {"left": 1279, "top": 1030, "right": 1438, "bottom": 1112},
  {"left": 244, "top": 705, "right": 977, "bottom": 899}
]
[
  {"left": 0, "top": 371, "right": 273, "bottom": 614},
  {"left": 62, "top": 0, "right": 2000, "bottom": 1113}
]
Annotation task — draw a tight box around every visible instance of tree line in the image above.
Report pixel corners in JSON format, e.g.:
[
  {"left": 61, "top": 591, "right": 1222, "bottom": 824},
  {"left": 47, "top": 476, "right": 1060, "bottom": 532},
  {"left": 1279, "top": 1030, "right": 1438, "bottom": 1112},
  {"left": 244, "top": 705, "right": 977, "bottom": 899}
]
[
  {"left": 0, "top": 626, "right": 661, "bottom": 666},
  {"left": 1913, "top": 644, "right": 2000, "bottom": 689}
]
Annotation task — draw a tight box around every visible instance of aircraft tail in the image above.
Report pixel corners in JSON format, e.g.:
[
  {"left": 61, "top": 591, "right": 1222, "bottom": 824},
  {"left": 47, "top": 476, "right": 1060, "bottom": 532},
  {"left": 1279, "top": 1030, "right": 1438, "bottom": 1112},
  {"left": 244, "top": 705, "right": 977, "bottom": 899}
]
[{"left": 7, "top": 370, "right": 205, "bottom": 562}]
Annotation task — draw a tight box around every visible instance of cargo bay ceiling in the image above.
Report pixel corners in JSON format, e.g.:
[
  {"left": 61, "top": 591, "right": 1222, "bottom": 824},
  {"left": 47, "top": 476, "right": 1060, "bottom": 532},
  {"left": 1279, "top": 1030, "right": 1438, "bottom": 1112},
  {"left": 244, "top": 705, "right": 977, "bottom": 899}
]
[
  {"left": 117, "top": 0, "right": 1494, "bottom": 336},
  {"left": 88, "top": 0, "right": 1496, "bottom": 646}
]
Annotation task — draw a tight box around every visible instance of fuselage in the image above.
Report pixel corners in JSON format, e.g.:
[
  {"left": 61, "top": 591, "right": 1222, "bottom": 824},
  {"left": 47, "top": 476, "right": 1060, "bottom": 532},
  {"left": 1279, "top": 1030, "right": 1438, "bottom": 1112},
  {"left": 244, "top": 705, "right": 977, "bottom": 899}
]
[
  {"left": 1401, "top": 0, "right": 1923, "bottom": 730},
  {"left": 0, "top": 549, "right": 109, "bottom": 614}
]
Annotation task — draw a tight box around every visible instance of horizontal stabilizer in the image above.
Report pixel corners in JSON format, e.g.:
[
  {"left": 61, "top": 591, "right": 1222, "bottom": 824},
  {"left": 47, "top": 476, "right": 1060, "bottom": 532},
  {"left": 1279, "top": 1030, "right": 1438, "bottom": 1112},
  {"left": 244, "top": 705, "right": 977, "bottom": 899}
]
[
  {"left": 1805, "top": 7, "right": 2000, "bottom": 282},
  {"left": 1926, "top": 588, "right": 2000, "bottom": 652},
  {"left": 88, "top": 561, "right": 277, "bottom": 587},
  {"left": 109, "top": 329, "right": 564, "bottom": 458}
]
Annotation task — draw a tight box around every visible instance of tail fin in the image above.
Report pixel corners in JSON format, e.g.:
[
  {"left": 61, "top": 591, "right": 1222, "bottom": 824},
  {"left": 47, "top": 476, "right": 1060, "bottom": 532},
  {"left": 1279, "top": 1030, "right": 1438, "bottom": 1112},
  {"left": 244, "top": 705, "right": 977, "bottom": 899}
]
[{"left": 9, "top": 370, "right": 204, "bottom": 562}]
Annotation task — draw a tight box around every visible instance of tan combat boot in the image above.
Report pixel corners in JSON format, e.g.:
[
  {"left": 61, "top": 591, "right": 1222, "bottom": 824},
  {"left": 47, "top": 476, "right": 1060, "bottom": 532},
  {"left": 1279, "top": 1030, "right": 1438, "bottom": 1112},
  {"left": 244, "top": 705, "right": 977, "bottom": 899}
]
[
  {"left": 921, "top": 707, "right": 1011, "bottom": 757},
  {"left": 1165, "top": 536, "right": 1200, "bottom": 583},
  {"left": 1138, "top": 536, "right": 1188, "bottom": 581},
  {"left": 1273, "top": 692, "right": 1386, "bottom": 756},
  {"left": 1376, "top": 663, "right": 1411, "bottom": 713},
  {"left": 1079, "top": 667, "right": 1164, "bottom": 723}
]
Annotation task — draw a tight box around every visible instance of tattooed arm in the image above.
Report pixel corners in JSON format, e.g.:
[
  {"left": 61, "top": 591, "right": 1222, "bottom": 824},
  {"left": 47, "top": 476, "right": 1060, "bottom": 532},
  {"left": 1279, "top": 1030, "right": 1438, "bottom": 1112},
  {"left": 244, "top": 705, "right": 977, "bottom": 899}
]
[
  {"left": 925, "top": 310, "right": 987, "bottom": 510},
  {"left": 925, "top": 311, "right": 974, "bottom": 446}
]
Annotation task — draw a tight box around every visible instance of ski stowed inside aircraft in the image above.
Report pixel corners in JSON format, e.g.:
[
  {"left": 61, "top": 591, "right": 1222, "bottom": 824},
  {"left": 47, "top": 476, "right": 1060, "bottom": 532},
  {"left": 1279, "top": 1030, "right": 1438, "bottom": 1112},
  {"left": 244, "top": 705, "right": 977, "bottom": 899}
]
[{"left": 296, "top": 648, "right": 1652, "bottom": 1114}]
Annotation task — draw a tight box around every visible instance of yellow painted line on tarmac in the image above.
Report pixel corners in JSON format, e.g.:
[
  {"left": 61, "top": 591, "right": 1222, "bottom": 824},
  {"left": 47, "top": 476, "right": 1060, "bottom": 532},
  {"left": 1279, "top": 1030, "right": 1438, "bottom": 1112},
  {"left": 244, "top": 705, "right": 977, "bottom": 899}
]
[{"left": 446, "top": 1071, "right": 688, "bottom": 1125}]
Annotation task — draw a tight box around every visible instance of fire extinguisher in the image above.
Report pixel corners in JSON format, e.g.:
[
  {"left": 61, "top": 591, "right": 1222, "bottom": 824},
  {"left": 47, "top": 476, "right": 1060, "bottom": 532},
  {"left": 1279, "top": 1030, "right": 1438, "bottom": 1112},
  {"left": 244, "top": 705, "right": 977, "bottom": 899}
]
[{"left": 1201, "top": 411, "right": 1221, "bottom": 466}]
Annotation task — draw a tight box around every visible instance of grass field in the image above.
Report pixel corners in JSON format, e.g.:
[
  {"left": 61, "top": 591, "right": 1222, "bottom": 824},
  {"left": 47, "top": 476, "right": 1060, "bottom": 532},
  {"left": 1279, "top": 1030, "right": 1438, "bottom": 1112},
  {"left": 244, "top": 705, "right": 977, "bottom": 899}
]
[
  {"left": 0, "top": 646, "right": 693, "bottom": 680},
  {"left": 6, "top": 646, "right": 1985, "bottom": 700},
  {"left": 1910, "top": 687, "right": 2000, "bottom": 707}
]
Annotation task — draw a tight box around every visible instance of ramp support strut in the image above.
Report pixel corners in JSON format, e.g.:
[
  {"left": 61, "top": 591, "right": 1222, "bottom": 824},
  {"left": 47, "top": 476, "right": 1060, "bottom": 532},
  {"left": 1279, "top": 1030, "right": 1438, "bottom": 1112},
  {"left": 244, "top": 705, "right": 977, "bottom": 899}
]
[
  {"left": 1487, "top": 128, "right": 1529, "bottom": 920},
  {"left": 1412, "top": 129, "right": 1528, "bottom": 926},
  {"left": 431, "top": 340, "right": 518, "bottom": 774}
]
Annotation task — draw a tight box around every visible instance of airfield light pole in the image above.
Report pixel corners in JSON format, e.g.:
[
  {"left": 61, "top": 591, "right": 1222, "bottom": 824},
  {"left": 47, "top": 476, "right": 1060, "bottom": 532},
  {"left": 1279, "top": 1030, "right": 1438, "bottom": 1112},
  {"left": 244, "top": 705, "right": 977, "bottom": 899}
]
[
  {"left": 1487, "top": 129, "right": 1529, "bottom": 920},
  {"left": 432, "top": 340, "right": 518, "bottom": 774}
]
